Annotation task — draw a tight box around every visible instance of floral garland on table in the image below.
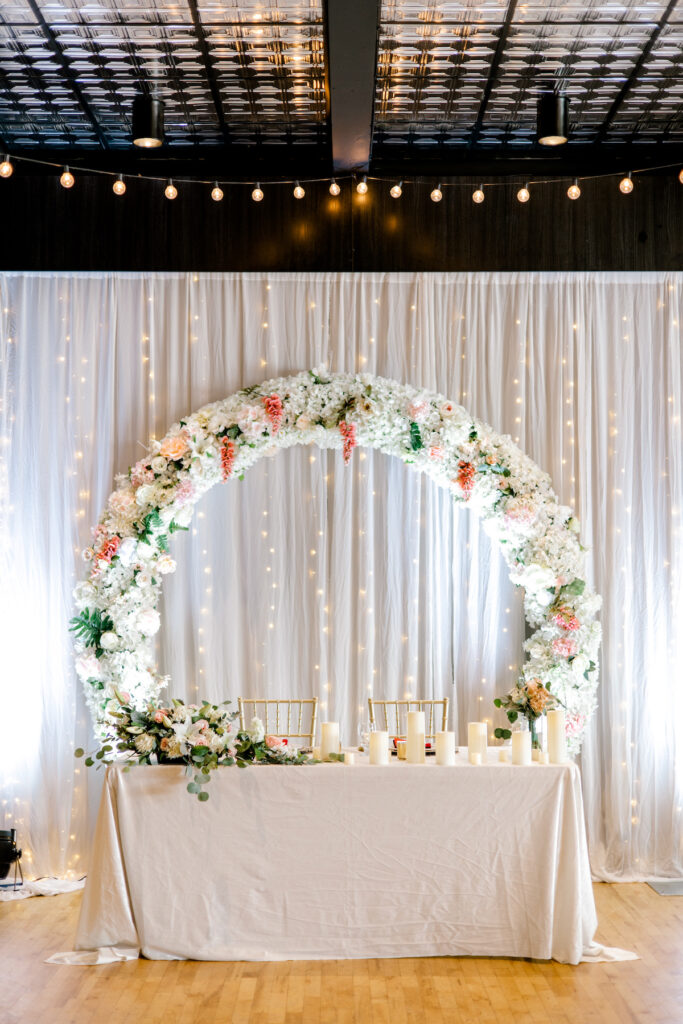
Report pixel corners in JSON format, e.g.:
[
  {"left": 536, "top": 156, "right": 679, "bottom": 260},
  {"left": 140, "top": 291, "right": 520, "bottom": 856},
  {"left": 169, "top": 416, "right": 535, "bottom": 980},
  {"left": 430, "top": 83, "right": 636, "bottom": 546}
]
[
  {"left": 71, "top": 368, "right": 601, "bottom": 755},
  {"left": 75, "top": 695, "right": 308, "bottom": 800}
]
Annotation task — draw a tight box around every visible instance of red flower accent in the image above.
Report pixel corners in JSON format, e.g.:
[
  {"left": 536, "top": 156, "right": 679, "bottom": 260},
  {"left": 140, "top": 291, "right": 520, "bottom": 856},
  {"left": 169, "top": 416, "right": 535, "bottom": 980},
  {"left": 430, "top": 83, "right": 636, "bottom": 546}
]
[
  {"left": 91, "top": 535, "right": 120, "bottom": 576},
  {"left": 339, "top": 421, "right": 356, "bottom": 465},
  {"left": 220, "top": 438, "right": 236, "bottom": 481},
  {"left": 263, "top": 394, "right": 283, "bottom": 435},
  {"left": 552, "top": 605, "right": 581, "bottom": 632},
  {"left": 456, "top": 460, "right": 476, "bottom": 499}
]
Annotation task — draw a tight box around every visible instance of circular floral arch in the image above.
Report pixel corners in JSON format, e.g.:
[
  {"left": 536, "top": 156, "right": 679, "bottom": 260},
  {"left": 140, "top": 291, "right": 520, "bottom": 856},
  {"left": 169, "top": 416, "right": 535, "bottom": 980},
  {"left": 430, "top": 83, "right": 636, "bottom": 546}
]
[{"left": 72, "top": 369, "right": 601, "bottom": 753}]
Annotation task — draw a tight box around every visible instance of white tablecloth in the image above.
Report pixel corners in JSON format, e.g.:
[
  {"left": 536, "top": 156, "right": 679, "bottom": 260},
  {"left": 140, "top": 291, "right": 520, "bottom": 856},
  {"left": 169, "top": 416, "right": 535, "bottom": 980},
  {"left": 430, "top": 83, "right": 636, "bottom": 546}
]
[{"left": 62, "top": 754, "right": 632, "bottom": 965}]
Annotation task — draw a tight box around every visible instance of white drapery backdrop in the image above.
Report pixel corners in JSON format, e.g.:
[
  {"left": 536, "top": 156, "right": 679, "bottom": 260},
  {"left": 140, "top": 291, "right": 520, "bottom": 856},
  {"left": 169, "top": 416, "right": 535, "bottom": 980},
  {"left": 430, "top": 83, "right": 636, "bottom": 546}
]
[{"left": 1, "top": 272, "right": 681, "bottom": 882}]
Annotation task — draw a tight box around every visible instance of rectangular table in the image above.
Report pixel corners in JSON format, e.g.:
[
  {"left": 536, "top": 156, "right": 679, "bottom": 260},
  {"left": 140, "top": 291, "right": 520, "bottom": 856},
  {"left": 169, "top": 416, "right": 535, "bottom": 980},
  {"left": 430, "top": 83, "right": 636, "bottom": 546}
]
[{"left": 72, "top": 752, "right": 602, "bottom": 964}]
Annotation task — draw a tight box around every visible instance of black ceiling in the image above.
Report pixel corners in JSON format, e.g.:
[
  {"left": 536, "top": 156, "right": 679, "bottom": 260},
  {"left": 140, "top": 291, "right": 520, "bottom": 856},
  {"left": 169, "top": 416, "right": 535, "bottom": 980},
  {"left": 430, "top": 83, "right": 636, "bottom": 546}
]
[{"left": 2, "top": 0, "right": 683, "bottom": 178}]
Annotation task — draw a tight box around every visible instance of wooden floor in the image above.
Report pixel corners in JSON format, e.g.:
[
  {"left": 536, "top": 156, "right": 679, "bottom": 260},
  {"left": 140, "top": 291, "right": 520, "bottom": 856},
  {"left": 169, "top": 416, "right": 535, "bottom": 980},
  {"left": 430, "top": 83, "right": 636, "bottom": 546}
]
[{"left": 1, "top": 883, "right": 681, "bottom": 1024}]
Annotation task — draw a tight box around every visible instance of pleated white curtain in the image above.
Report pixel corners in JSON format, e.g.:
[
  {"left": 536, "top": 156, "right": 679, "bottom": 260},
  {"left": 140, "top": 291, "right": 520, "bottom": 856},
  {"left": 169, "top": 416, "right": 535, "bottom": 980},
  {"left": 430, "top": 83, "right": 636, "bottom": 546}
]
[{"left": 1, "top": 272, "right": 681, "bottom": 882}]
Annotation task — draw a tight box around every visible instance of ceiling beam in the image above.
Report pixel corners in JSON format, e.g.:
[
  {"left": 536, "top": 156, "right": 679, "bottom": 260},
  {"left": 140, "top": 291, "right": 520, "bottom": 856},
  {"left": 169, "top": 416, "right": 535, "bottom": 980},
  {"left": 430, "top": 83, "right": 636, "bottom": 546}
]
[
  {"left": 325, "top": 0, "right": 381, "bottom": 172},
  {"left": 469, "top": 0, "right": 520, "bottom": 148},
  {"left": 185, "top": 0, "right": 231, "bottom": 144}
]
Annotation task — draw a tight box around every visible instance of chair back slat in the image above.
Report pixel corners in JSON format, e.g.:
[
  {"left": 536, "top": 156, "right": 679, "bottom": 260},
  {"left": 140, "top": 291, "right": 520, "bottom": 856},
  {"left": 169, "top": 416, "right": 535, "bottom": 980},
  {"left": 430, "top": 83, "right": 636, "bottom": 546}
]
[
  {"left": 237, "top": 698, "right": 318, "bottom": 746},
  {"left": 367, "top": 698, "right": 448, "bottom": 741}
]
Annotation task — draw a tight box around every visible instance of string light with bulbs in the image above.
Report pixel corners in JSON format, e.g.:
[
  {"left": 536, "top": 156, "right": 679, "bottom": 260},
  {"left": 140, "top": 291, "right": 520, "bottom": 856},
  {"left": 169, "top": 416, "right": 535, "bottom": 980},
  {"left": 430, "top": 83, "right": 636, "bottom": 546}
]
[{"left": 1, "top": 153, "right": 682, "bottom": 208}]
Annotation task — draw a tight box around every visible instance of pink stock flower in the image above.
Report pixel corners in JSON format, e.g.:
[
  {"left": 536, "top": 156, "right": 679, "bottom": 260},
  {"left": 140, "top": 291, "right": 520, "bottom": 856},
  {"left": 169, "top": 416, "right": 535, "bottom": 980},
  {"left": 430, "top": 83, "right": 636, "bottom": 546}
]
[
  {"left": 263, "top": 394, "right": 284, "bottom": 434},
  {"left": 552, "top": 636, "right": 577, "bottom": 659},
  {"left": 429, "top": 445, "right": 444, "bottom": 461},
  {"left": 220, "top": 439, "right": 236, "bottom": 481},
  {"left": 552, "top": 606, "right": 581, "bottom": 632},
  {"left": 407, "top": 399, "right": 429, "bottom": 423},
  {"left": 339, "top": 421, "right": 356, "bottom": 465},
  {"left": 456, "top": 460, "right": 476, "bottom": 499}
]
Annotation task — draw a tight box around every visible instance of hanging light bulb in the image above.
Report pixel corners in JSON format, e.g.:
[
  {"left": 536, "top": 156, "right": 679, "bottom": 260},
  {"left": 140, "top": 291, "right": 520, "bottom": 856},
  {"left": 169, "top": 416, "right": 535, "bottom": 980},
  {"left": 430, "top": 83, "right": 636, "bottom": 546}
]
[
  {"left": 60, "top": 166, "right": 74, "bottom": 189},
  {"left": 211, "top": 182, "right": 224, "bottom": 202},
  {"left": 390, "top": 181, "right": 403, "bottom": 199},
  {"left": 293, "top": 181, "right": 305, "bottom": 199},
  {"left": 112, "top": 173, "right": 126, "bottom": 196},
  {"left": 0, "top": 155, "right": 13, "bottom": 179},
  {"left": 329, "top": 178, "right": 340, "bottom": 196},
  {"left": 472, "top": 184, "right": 485, "bottom": 204},
  {"left": 356, "top": 175, "right": 368, "bottom": 195},
  {"left": 164, "top": 179, "right": 178, "bottom": 200},
  {"left": 619, "top": 172, "right": 633, "bottom": 194},
  {"left": 517, "top": 182, "right": 530, "bottom": 203},
  {"left": 252, "top": 182, "right": 264, "bottom": 202},
  {"left": 430, "top": 183, "right": 442, "bottom": 203},
  {"left": 567, "top": 178, "right": 581, "bottom": 200},
  {"left": 537, "top": 91, "right": 569, "bottom": 146}
]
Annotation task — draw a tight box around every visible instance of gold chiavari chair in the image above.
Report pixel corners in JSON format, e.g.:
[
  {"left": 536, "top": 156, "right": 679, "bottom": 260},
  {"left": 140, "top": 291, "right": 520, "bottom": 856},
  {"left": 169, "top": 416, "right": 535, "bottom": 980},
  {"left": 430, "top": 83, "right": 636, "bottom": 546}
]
[
  {"left": 368, "top": 698, "right": 449, "bottom": 742},
  {"left": 237, "top": 698, "right": 318, "bottom": 747}
]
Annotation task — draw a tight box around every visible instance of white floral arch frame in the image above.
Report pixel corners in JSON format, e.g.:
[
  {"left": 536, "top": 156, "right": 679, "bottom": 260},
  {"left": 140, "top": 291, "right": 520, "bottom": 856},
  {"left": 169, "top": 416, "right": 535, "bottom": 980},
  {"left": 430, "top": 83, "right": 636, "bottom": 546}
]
[{"left": 72, "top": 369, "right": 601, "bottom": 753}]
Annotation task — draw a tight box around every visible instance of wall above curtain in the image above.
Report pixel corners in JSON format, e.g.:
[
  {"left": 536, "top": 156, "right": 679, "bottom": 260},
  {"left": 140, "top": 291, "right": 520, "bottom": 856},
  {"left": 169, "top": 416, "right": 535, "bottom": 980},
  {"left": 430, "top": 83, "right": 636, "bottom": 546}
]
[{"left": 1, "top": 175, "right": 683, "bottom": 272}]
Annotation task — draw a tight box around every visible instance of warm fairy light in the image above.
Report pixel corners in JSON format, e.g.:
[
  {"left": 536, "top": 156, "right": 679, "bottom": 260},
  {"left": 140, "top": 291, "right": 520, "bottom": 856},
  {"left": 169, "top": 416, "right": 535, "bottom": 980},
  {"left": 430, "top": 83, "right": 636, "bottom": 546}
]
[
  {"left": 164, "top": 179, "right": 178, "bottom": 200},
  {"left": 517, "top": 183, "right": 530, "bottom": 203},
  {"left": 619, "top": 172, "right": 633, "bottom": 194},
  {"left": 252, "top": 182, "right": 264, "bottom": 202},
  {"left": 329, "top": 178, "right": 340, "bottom": 196},
  {"left": 293, "top": 181, "right": 305, "bottom": 199},
  {"left": 60, "top": 166, "right": 74, "bottom": 189},
  {"left": 0, "top": 155, "right": 13, "bottom": 179},
  {"left": 356, "top": 175, "right": 368, "bottom": 195},
  {"left": 112, "top": 174, "right": 126, "bottom": 196},
  {"left": 211, "top": 182, "right": 224, "bottom": 202},
  {"left": 679, "top": 168, "right": 683, "bottom": 185},
  {"left": 472, "top": 185, "right": 485, "bottom": 204},
  {"left": 567, "top": 179, "right": 581, "bottom": 200},
  {"left": 430, "top": 183, "right": 442, "bottom": 202},
  {"left": 390, "top": 181, "right": 403, "bottom": 198}
]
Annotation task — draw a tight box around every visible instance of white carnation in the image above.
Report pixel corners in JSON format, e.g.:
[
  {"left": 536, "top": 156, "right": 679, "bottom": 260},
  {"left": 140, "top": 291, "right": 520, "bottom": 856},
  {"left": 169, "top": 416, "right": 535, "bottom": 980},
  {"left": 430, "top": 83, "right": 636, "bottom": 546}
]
[
  {"left": 100, "top": 631, "right": 118, "bottom": 651},
  {"left": 137, "top": 608, "right": 161, "bottom": 636}
]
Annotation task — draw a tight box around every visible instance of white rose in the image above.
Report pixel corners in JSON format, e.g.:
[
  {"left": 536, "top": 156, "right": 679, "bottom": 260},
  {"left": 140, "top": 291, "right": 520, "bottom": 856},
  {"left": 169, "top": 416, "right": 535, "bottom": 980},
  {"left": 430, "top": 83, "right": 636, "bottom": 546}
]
[
  {"left": 296, "top": 414, "right": 313, "bottom": 431},
  {"left": 572, "top": 654, "right": 589, "bottom": 675},
  {"left": 135, "top": 571, "right": 152, "bottom": 588},
  {"left": 568, "top": 517, "right": 581, "bottom": 534},
  {"left": 156, "top": 554, "right": 176, "bottom": 575},
  {"left": 510, "top": 563, "right": 556, "bottom": 594},
  {"left": 151, "top": 456, "right": 167, "bottom": 474},
  {"left": 100, "top": 631, "right": 118, "bottom": 651},
  {"left": 136, "top": 541, "right": 155, "bottom": 561},
  {"left": 248, "top": 716, "right": 265, "bottom": 743},
  {"left": 137, "top": 608, "right": 161, "bottom": 636},
  {"left": 73, "top": 581, "right": 96, "bottom": 603},
  {"left": 117, "top": 537, "right": 138, "bottom": 567},
  {"left": 135, "top": 484, "right": 155, "bottom": 507},
  {"left": 173, "top": 506, "right": 193, "bottom": 528}
]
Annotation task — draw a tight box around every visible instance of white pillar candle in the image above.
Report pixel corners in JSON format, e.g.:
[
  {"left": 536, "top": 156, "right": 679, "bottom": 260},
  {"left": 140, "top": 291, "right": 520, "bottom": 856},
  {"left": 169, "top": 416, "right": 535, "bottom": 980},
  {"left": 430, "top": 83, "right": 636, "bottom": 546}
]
[
  {"left": 320, "top": 721, "right": 340, "bottom": 761},
  {"left": 435, "top": 731, "right": 456, "bottom": 766},
  {"left": 470, "top": 751, "right": 482, "bottom": 766},
  {"left": 538, "top": 750, "right": 549, "bottom": 764},
  {"left": 312, "top": 746, "right": 321, "bottom": 760},
  {"left": 499, "top": 747, "right": 509, "bottom": 763},
  {"left": 343, "top": 752, "right": 355, "bottom": 766},
  {"left": 369, "top": 730, "right": 389, "bottom": 765},
  {"left": 406, "top": 711, "right": 426, "bottom": 764},
  {"left": 547, "top": 709, "right": 567, "bottom": 764},
  {"left": 511, "top": 729, "right": 532, "bottom": 766},
  {"left": 468, "top": 721, "right": 487, "bottom": 764}
]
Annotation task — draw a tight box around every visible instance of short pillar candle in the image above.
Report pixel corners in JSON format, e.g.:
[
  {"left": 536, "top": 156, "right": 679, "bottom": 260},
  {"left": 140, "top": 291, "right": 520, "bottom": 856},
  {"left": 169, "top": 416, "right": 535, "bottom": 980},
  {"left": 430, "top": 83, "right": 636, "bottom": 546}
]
[
  {"left": 435, "top": 731, "right": 456, "bottom": 766},
  {"left": 320, "top": 721, "right": 340, "bottom": 761},
  {"left": 369, "top": 731, "right": 389, "bottom": 765},
  {"left": 511, "top": 729, "right": 532, "bottom": 765},
  {"left": 547, "top": 709, "right": 567, "bottom": 764},
  {"left": 406, "top": 711, "right": 426, "bottom": 764},
  {"left": 468, "top": 721, "right": 487, "bottom": 764}
]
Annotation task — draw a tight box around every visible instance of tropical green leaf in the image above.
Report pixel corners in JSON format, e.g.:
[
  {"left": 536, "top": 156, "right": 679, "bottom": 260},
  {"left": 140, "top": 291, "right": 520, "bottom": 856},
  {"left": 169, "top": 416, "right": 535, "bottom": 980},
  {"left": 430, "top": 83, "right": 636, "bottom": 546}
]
[{"left": 409, "top": 421, "right": 423, "bottom": 451}]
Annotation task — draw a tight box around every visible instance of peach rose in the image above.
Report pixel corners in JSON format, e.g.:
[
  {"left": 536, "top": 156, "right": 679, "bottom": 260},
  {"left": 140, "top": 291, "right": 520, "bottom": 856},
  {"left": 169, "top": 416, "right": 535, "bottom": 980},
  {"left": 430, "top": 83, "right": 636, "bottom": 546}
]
[{"left": 159, "top": 433, "right": 189, "bottom": 460}]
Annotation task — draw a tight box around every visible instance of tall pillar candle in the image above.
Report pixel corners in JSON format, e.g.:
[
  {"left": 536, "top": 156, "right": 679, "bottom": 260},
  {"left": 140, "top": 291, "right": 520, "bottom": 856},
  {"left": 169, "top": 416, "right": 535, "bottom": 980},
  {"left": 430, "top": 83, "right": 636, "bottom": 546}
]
[
  {"left": 467, "top": 721, "right": 487, "bottom": 764},
  {"left": 320, "top": 721, "right": 340, "bottom": 761},
  {"left": 547, "top": 709, "right": 567, "bottom": 764},
  {"left": 369, "top": 730, "right": 389, "bottom": 765},
  {"left": 406, "top": 711, "right": 426, "bottom": 764},
  {"left": 511, "top": 729, "right": 532, "bottom": 766},
  {"left": 435, "top": 731, "right": 456, "bottom": 766}
]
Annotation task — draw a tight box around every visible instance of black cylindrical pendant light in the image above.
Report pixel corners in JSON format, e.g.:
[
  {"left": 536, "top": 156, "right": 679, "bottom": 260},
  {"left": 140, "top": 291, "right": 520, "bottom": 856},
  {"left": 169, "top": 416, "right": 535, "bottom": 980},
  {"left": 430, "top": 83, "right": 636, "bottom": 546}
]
[
  {"left": 132, "top": 95, "right": 164, "bottom": 148},
  {"left": 537, "top": 92, "right": 568, "bottom": 146}
]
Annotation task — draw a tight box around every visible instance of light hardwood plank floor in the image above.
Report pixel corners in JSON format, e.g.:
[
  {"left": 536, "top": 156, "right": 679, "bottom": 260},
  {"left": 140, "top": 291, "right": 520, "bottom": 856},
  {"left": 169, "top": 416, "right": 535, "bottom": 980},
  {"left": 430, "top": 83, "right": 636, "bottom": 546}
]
[{"left": 1, "top": 883, "right": 681, "bottom": 1024}]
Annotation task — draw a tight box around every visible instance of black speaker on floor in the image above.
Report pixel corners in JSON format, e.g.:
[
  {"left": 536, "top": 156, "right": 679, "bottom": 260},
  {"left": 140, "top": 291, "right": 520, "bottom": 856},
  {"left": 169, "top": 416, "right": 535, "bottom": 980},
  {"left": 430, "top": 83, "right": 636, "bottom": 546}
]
[{"left": 0, "top": 828, "right": 23, "bottom": 889}]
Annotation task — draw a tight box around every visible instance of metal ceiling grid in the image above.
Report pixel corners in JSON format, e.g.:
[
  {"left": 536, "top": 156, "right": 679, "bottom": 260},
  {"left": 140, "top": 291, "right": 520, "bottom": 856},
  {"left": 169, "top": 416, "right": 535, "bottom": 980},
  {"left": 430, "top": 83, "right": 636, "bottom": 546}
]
[
  {"left": 374, "top": 0, "right": 683, "bottom": 150},
  {"left": 0, "top": 0, "right": 327, "bottom": 150}
]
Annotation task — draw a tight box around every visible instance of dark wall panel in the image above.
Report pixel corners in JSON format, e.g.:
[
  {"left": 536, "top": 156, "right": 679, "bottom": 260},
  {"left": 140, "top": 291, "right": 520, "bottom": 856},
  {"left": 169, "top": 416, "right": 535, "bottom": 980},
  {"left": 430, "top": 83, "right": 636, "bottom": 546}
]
[{"left": 1, "top": 173, "right": 682, "bottom": 271}]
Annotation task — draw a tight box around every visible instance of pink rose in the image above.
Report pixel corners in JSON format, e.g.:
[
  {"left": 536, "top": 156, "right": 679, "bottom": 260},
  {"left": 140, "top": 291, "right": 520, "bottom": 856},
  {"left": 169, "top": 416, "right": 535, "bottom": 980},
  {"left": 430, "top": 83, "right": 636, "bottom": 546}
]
[{"left": 159, "top": 432, "right": 189, "bottom": 460}]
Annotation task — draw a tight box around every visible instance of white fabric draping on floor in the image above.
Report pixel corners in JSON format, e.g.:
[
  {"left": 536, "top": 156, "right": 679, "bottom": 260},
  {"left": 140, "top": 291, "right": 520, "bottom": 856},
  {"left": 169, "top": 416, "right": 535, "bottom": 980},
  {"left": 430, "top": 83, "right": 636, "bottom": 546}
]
[
  {"left": 50, "top": 760, "right": 634, "bottom": 965},
  {"left": 1, "top": 272, "right": 682, "bottom": 882}
]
